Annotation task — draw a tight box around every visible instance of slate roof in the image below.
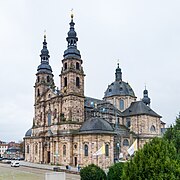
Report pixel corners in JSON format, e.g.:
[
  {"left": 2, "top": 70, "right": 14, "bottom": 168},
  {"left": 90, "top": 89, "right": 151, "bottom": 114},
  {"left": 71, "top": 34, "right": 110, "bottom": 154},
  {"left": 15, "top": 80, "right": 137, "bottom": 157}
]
[
  {"left": 114, "top": 124, "right": 133, "bottom": 137},
  {"left": 37, "top": 63, "right": 52, "bottom": 74},
  {"left": 85, "top": 97, "right": 123, "bottom": 116},
  {"left": 104, "top": 81, "right": 136, "bottom": 98},
  {"left": 79, "top": 117, "right": 114, "bottom": 134},
  {"left": 122, "top": 101, "right": 161, "bottom": 118},
  {"left": 25, "top": 128, "right": 32, "bottom": 137},
  {"left": 85, "top": 97, "right": 104, "bottom": 107}
]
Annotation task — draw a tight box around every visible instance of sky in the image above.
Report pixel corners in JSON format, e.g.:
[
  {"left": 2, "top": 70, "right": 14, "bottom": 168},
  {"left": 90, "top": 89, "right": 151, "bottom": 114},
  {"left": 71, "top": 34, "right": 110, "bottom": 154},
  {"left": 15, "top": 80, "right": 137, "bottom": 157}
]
[{"left": 0, "top": 0, "right": 180, "bottom": 142}]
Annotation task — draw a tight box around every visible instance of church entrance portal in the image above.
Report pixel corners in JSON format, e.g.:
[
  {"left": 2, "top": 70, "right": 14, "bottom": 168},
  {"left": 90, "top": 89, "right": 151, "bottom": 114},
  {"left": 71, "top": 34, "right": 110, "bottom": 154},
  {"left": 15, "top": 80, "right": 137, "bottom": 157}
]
[
  {"left": 74, "top": 157, "right": 77, "bottom": 167},
  {"left": 47, "top": 151, "right": 50, "bottom": 163}
]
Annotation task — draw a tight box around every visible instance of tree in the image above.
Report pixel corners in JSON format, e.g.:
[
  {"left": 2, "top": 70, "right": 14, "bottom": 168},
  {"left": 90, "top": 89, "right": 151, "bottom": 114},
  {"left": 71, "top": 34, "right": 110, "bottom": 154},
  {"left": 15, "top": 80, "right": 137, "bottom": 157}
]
[
  {"left": 80, "top": 164, "right": 107, "bottom": 180},
  {"left": 163, "top": 116, "right": 180, "bottom": 155},
  {"left": 107, "top": 162, "right": 124, "bottom": 180},
  {"left": 122, "top": 138, "right": 180, "bottom": 180}
]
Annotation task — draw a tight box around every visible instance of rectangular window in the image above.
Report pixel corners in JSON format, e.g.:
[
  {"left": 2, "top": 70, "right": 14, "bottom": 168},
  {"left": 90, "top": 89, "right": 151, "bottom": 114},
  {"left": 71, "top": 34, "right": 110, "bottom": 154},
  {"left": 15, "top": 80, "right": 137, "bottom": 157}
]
[
  {"left": 119, "top": 99, "right": 124, "bottom": 110},
  {"left": 126, "top": 117, "right": 131, "bottom": 128},
  {"left": 105, "top": 144, "right": 109, "bottom": 157}
]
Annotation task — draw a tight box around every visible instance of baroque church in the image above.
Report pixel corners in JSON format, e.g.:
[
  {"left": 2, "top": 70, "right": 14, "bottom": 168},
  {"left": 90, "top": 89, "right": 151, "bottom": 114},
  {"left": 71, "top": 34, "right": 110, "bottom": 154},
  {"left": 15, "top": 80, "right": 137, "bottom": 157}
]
[{"left": 24, "top": 14, "right": 165, "bottom": 169}]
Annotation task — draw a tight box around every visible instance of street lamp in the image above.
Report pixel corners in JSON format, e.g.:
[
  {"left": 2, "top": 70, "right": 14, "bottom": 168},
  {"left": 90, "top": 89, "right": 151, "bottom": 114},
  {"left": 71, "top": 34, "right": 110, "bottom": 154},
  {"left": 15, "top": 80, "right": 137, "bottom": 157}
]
[{"left": 116, "top": 142, "right": 120, "bottom": 162}]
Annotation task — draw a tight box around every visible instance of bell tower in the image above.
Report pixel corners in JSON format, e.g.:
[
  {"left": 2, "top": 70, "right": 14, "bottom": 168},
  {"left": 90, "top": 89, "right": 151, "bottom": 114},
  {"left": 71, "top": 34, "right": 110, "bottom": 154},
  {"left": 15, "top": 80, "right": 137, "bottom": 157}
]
[
  {"left": 35, "top": 34, "right": 54, "bottom": 102},
  {"left": 34, "top": 34, "right": 55, "bottom": 127},
  {"left": 60, "top": 13, "right": 85, "bottom": 123}
]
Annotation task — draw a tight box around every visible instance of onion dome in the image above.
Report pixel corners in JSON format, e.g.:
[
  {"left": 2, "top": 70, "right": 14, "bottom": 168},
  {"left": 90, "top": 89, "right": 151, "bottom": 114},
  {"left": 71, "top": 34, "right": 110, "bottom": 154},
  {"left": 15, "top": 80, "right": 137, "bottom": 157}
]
[
  {"left": 37, "top": 34, "right": 52, "bottom": 74},
  {"left": 104, "top": 63, "right": 135, "bottom": 98},
  {"left": 63, "top": 13, "right": 81, "bottom": 59},
  {"left": 142, "top": 87, "right": 151, "bottom": 106}
]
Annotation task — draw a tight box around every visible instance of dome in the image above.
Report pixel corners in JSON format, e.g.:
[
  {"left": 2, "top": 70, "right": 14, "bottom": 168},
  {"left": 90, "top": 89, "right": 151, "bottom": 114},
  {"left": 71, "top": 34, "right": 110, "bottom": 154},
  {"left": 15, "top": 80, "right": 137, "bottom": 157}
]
[
  {"left": 64, "top": 47, "right": 81, "bottom": 59},
  {"left": 41, "top": 48, "right": 49, "bottom": 55},
  {"left": 104, "top": 81, "right": 135, "bottom": 98},
  {"left": 37, "top": 63, "right": 52, "bottom": 73},
  {"left": 142, "top": 96, "right": 151, "bottom": 105},
  {"left": 142, "top": 88, "right": 151, "bottom": 105},
  {"left": 79, "top": 117, "right": 114, "bottom": 133},
  {"left": 143, "top": 89, "right": 148, "bottom": 94},
  {"left": 25, "top": 128, "right": 32, "bottom": 137},
  {"left": 68, "top": 29, "right": 77, "bottom": 37}
]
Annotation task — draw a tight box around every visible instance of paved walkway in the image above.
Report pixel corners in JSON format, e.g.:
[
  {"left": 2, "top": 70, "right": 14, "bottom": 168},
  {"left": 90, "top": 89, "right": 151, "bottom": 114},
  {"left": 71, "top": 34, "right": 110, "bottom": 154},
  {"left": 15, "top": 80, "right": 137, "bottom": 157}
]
[{"left": 20, "top": 161, "right": 79, "bottom": 174}]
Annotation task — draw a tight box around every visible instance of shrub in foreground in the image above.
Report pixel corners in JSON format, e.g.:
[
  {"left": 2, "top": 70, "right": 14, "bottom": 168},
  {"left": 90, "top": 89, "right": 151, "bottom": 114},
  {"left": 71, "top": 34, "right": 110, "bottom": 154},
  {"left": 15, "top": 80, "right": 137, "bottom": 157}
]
[
  {"left": 80, "top": 164, "right": 107, "bottom": 180},
  {"left": 107, "top": 162, "right": 124, "bottom": 180}
]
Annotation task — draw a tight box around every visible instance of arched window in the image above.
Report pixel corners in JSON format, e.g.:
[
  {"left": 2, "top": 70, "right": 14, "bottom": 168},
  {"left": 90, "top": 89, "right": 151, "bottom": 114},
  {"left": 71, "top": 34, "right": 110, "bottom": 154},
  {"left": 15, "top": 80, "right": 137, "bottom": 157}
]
[
  {"left": 150, "top": 125, "right": 156, "bottom": 132},
  {"left": 119, "top": 99, "right": 124, "bottom": 110},
  {"left": 47, "top": 76, "right": 50, "bottom": 82},
  {"left": 117, "top": 117, "right": 120, "bottom": 124},
  {"left": 84, "top": 144, "right": 88, "bottom": 156},
  {"left": 48, "top": 113, "right": 51, "bottom": 126},
  {"left": 64, "top": 77, "right": 67, "bottom": 87},
  {"left": 35, "top": 144, "right": 38, "bottom": 154},
  {"left": 37, "top": 76, "right": 40, "bottom": 83},
  {"left": 37, "top": 89, "right": 40, "bottom": 96},
  {"left": 76, "top": 77, "right": 80, "bottom": 87},
  {"left": 76, "top": 62, "right": 79, "bottom": 70},
  {"left": 123, "top": 139, "right": 129, "bottom": 146},
  {"left": 64, "top": 62, "right": 67, "bottom": 70},
  {"left": 126, "top": 117, "right": 131, "bottom": 128},
  {"left": 63, "top": 145, "right": 66, "bottom": 156},
  {"left": 27, "top": 145, "right": 29, "bottom": 154},
  {"left": 54, "top": 109, "right": 57, "bottom": 119},
  {"left": 105, "top": 144, "right": 109, "bottom": 157}
]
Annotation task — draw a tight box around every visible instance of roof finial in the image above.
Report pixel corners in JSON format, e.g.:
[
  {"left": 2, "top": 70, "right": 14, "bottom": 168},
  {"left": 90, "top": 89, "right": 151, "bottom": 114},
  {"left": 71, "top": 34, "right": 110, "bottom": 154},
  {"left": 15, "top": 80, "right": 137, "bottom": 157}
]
[
  {"left": 117, "top": 59, "right": 120, "bottom": 68},
  {"left": 64, "top": 10, "right": 81, "bottom": 59},
  {"left": 71, "top": 8, "right": 74, "bottom": 20},
  {"left": 44, "top": 30, "right": 46, "bottom": 41},
  {"left": 115, "top": 60, "right": 122, "bottom": 81},
  {"left": 142, "top": 85, "right": 151, "bottom": 106}
]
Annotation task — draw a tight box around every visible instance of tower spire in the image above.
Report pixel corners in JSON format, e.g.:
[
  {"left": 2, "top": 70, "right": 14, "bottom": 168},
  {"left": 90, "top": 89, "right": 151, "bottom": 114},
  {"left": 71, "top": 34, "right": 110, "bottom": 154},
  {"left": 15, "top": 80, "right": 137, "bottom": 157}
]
[
  {"left": 142, "top": 86, "right": 151, "bottom": 106},
  {"left": 63, "top": 12, "right": 81, "bottom": 59},
  {"left": 37, "top": 33, "right": 52, "bottom": 74},
  {"left": 115, "top": 63, "right": 122, "bottom": 81}
]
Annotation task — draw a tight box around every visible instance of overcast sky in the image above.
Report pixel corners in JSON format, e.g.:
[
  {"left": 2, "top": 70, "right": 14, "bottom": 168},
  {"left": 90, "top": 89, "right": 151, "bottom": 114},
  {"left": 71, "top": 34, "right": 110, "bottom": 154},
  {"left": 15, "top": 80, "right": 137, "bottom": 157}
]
[{"left": 0, "top": 0, "right": 180, "bottom": 142}]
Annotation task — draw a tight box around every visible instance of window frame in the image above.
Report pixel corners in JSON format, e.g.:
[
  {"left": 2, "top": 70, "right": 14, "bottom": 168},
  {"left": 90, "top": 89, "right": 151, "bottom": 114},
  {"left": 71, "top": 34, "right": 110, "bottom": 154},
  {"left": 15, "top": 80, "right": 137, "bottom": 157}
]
[
  {"left": 123, "top": 139, "right": 129, "bottom": 146},
  {"left": 76, "top": 77, "right": 80, "bottom": 87},
  {"left": 84, "top": 144, "right": 88, "bottom": 156},
  {"left": 105, "top": 144, "right": 109, "bottom": 157},
  {"left": 119, "top": 99, "right": 124, "bottom": 110},
  {"left": 63, "top": 145, "right": 66, "bottom": 156}
]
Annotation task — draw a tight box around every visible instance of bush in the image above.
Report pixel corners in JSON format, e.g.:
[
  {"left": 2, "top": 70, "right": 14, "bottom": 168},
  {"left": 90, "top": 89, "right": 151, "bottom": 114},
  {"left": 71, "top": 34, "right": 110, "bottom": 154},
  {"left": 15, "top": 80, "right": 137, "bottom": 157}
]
[
  {"left": 107, "top": 162, "right": 124, "bottom": 180},
  {"left": 122, "top": 138, "right": 180, "bottom": 180},
  {"left": 80, "top": 164, "right": 107, "bottom": 180}
]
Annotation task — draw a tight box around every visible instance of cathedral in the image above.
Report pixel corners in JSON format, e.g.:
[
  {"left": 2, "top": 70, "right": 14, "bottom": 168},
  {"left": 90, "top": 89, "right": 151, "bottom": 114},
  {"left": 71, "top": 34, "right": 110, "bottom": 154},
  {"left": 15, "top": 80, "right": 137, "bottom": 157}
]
[{"left": 24, "top": 14, "right": 165, "bottom": 169}]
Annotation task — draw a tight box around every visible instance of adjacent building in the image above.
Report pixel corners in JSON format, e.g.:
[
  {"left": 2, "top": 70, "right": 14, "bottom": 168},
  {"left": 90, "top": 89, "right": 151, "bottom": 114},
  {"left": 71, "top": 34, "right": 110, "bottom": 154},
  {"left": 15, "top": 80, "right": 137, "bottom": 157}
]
[{"left": 0, "top": 143, "right": 8, "bottom": 158}]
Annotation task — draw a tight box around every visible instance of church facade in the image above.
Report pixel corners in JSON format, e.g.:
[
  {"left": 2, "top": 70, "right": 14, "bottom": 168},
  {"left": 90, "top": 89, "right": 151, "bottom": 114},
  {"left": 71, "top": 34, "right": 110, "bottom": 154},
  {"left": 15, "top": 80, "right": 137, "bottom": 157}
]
[{"left": 24, "top": 14, "right": 165, "bottom": 169}]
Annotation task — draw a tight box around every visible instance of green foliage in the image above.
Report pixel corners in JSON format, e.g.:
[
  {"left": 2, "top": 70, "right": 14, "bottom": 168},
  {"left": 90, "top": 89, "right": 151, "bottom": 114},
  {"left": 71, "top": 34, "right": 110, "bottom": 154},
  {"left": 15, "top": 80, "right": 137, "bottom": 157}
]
[
  {"left": 163, "top": 117, "right": 180, "bottom": 155},
  {"left": 80, "top": 164, "right": 107, "bottom": 180},
  {"left": 107, "top": 162, "right": 124, "bottom": 180},
  {"left": 122, "top": 138, "right": 180, "bottom": 180}
]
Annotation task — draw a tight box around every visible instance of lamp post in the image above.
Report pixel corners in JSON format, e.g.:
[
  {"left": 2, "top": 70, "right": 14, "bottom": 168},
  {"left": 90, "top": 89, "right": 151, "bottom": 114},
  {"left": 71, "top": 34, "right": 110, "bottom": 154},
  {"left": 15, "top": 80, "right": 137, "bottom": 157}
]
[{"left": 116, "top": 141, "right": 120, "bottom": 162}]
